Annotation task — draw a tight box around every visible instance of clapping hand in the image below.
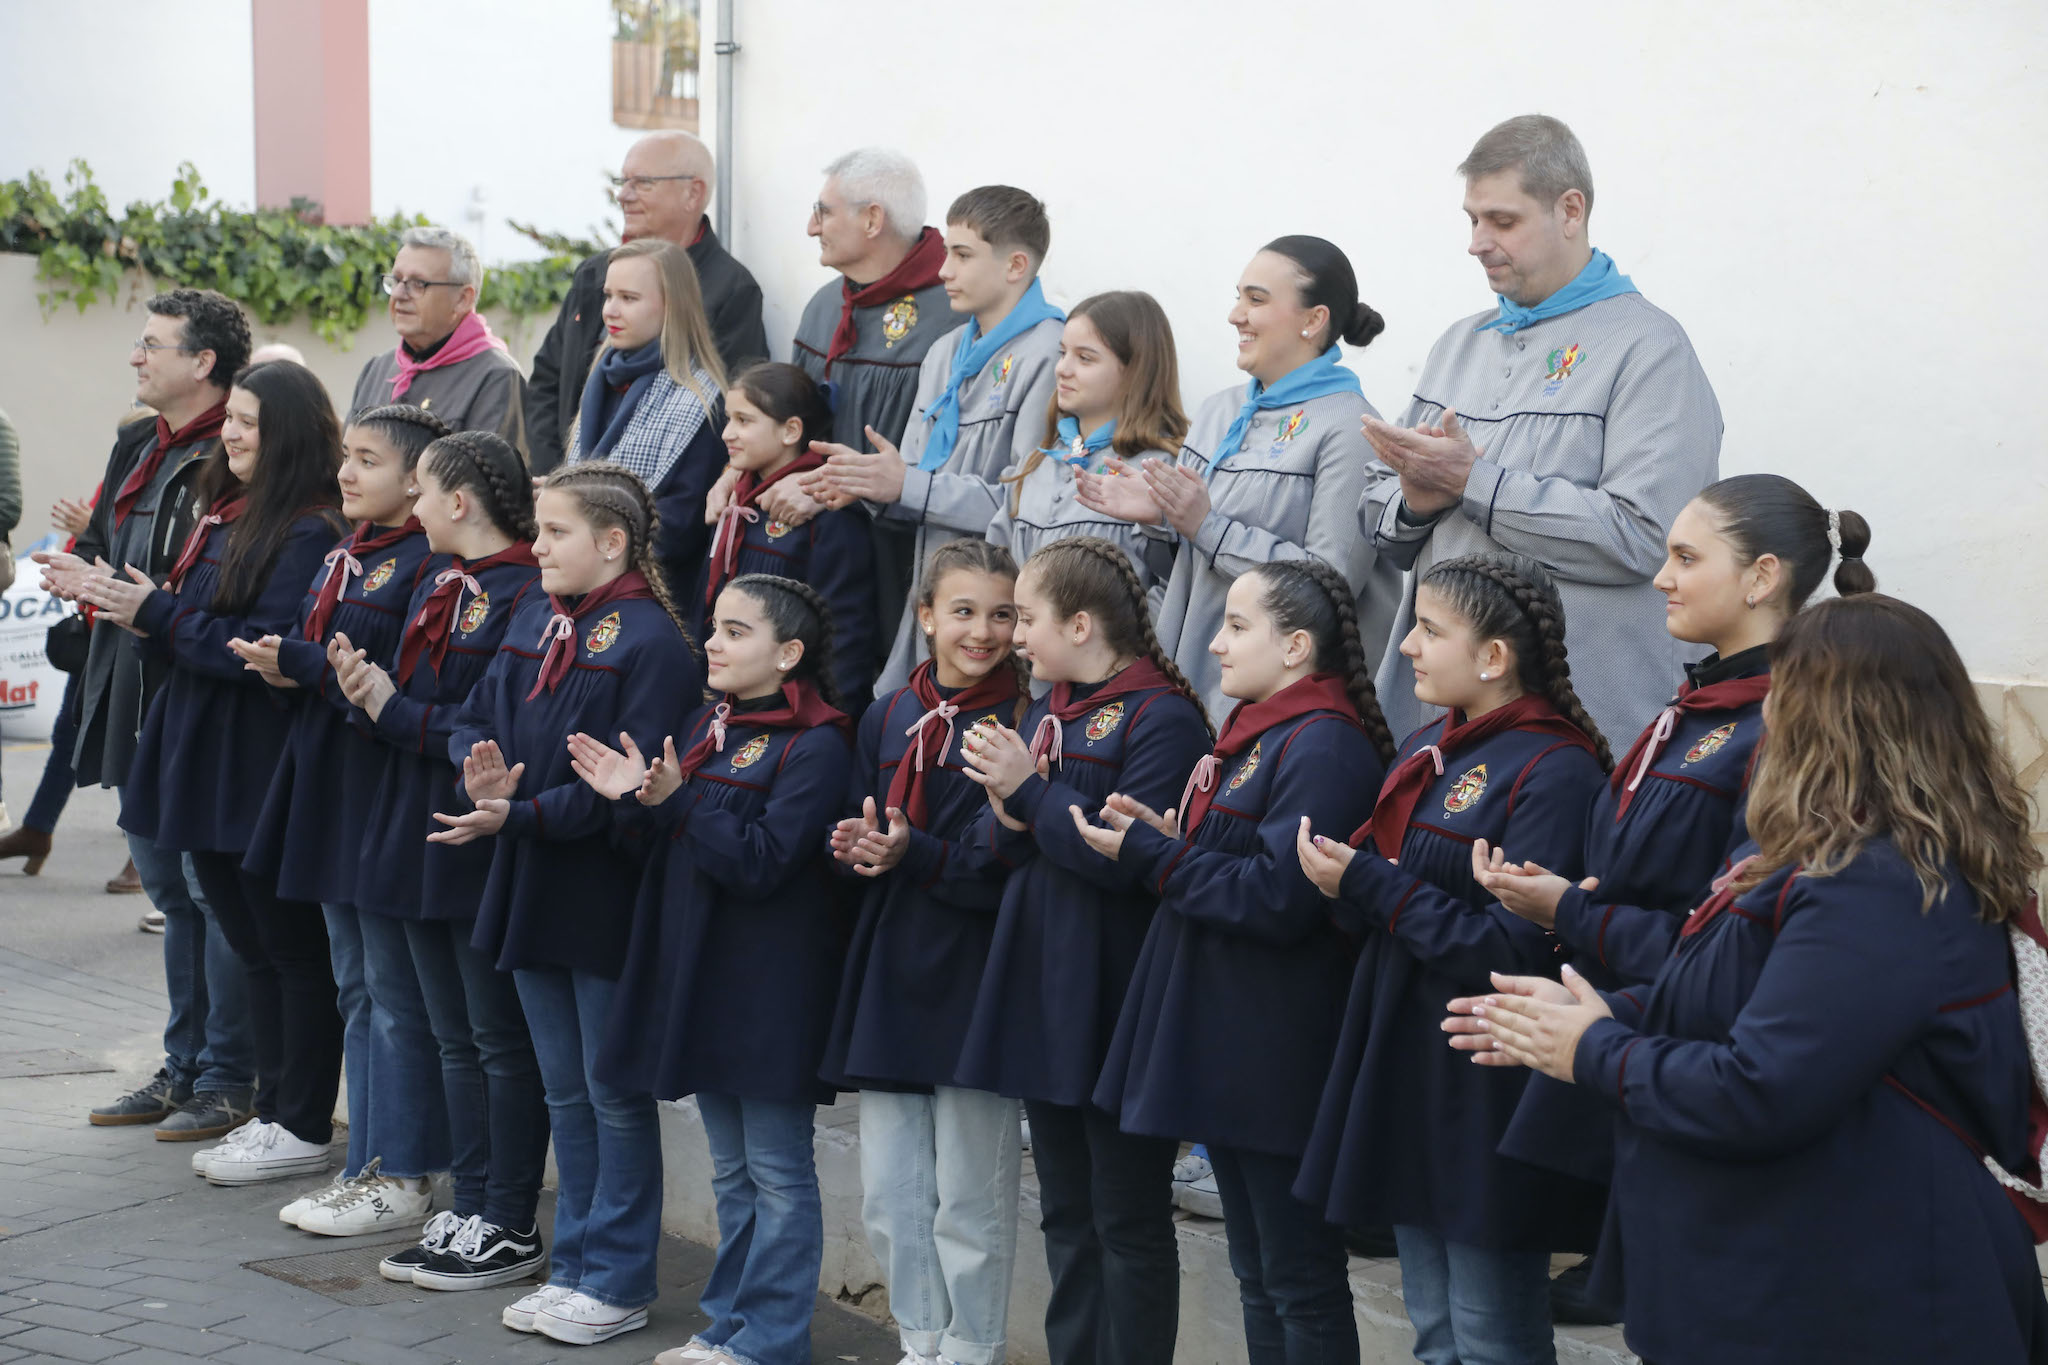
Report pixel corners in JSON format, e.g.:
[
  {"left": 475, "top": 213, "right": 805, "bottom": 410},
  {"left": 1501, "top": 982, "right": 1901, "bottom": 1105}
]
[
  {"left": 462, "top": 739, "right": 524, "bottom": 803},
  {"left": 1471, "top": 839, "right": 1598, "bottom": 930}
]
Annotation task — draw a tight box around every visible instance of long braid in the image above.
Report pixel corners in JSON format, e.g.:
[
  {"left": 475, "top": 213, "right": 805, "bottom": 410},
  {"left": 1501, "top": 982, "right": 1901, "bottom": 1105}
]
[
  {"left": 1033, "top": 537, "right": 1213, "bottom": 739},
  {"left": 540, "top": 462, "right": 699, "bottom": 664},
  {"left": 1425, "top": 553, "right": 1613, "bottom": 771},
  {"left": 1256, "top": 557, "right": 1396, "bottom": 764},
  {"left": 727, "top": 573, "right": 845, "bottom": 713}
]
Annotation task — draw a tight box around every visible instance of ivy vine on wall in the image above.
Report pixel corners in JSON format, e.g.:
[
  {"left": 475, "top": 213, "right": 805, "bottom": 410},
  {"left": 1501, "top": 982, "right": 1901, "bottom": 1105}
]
[{"left": 0, "top": 161, "right": 602, "bottom": 344}]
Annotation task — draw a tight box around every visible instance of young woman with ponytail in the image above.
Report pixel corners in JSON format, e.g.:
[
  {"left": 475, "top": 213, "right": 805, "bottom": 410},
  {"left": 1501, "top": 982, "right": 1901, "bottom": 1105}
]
[
  {"left": 329, "top": 429, "right": 550, "bottom": 1290},
  {"left": 1076, "top": 555, "right": 1392, "bottom": 1365},
  {"left": 432, "top": 460, "right": 702, "bottom": 1347},
  {"left": 952, "top": 535, "right": 1213, "bottom": 1365},
  {"left": 569, "top": 574, "right": 855, "bottom": 1365},
  {"left": 1293, "top": 551, "right": 1610, "bottom": 1365}
]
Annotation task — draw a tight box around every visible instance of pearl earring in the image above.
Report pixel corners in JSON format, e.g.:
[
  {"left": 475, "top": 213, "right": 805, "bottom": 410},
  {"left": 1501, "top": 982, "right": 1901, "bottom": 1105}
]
[
  {"left": 1745, "top": 595, "right": 1756, "bottom": 609},
  {"left": 1478, "top": 672, "right": 1490, "bottom": 681},
  {"left": 406, "top": 487, "right": 418, "bottom": 496},
  {"left": 1300, "top": 329, "right": 1311, "bottom": 338}
]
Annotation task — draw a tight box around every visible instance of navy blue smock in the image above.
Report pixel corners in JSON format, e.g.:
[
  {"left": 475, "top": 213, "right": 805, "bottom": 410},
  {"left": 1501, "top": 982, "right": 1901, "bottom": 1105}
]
[{"left": 1091, "top": 709, "right": 1383, "bottom": 1157}]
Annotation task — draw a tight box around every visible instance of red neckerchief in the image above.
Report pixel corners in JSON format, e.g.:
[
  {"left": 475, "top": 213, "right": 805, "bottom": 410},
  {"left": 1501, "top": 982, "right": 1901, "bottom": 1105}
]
[
  {"left": 1350, "top": 694, "right": 1597, "bottom": 856},
  {"left": 826, "top": 227, "right": 945, "bottom": 376},
  {"left": 884, "top": 658, "right": 1021, "bottom": 828},
  {"left": 703, "top": 451, "right": 828, "bottom": 612},
  {"left": 1677, "top": 854, "right": 1764, "bottom": 939},
  {"left": 165, "top": 494, "right": 248, "bottom": 593},
  {"left": 1181, "top": 672, "right": 1355, "bottom": 835},
  {"left": 674, "top": 679, "right": 852, "bottom": 782},
  {"left": 304, "top": 518, "right": 423, "bottom": 644},
  {"left": 1027, "top": 657, "right": 1173, "bottom": 762},
  {"left": 526, "top": 570, "right": 654, "bottom": 700},
  {"left": 1610, "top": 673, "right": 1773, "bottom": 820},
  {"left": 396, "top": 542, "right": 540, "bottom": 683},
  {"left": 115, "top": 403, "right": 227, "bottom": 526}
]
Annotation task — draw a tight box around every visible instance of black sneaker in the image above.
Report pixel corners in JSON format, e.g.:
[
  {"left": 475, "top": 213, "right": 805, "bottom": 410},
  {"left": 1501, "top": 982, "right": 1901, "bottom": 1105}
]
[
  {"left": 379, "top": 1210, "right": 469, "bottom": 1282},
  {"left": 89, "top": 1067, "right": 189, "bottom": 1127},
  {"left": 411, "top": 1216, "right": 546, "bottom": 1291}
]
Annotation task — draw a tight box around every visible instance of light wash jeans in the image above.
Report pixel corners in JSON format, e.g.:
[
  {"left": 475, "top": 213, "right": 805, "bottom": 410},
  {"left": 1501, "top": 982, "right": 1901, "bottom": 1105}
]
[
  {"left": 859, "top": 1086, "right": 1023, "bottom": 1365},
  {"left": 322, "top": 904, "right": 371, "bottom": 1175},
  {"left": 1393, "top": 1224, "right": 1556, "bottom": 1365},
  {"left": 696, "top": 1094, "right": 822, "bottom": 1365},
  {"left": 355, "top": 909, "right": 451, "bottom": 1179}
]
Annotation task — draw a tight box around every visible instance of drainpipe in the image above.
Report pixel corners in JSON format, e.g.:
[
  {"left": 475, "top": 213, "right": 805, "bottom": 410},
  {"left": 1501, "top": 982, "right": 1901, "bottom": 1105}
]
[{"left": 713, "top": 0, "right": 737, "bottom": 243}]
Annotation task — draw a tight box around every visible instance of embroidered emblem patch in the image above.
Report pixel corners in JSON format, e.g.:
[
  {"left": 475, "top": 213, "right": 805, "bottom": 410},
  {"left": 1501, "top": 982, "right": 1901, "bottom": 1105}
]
[
  {"left": 881, "top": 296, "right": 918, "bottom": 348},
  {"left": 1085, "top": 701, "right": 1124, "bottom": 744},
  {"left": 1683, "top": 722, "right": 1737, "bottom": 766},
  {"left": 586, "top": 610, "right": 622, "bottom": 654},
  {"left": 458, "top": 591, "right": 490, "bottom": 635},
  {"left": 730, "top": 734, "right": 770, "bottom": 770},
  {"left": 363, "top": 557, "right": 396, "bottom": 593},
  {"left": 1542, "top": 344, "right": 1582, "bottom": 396},
  {"left": 987, "top": 352, "right": 1016, "bottom": 410},
  {"left": 765, "top": 518, "right": 793, "bottom": 540},
  {"left": 1444, "top": 763, "right": 1489, "bottom": 814},
  {"left": 1227, "top": 741, "right": 1262, "bottom": 791}
]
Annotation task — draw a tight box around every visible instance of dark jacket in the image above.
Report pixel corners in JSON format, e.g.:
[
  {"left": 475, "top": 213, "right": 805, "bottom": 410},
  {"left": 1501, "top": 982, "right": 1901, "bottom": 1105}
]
[
  {"left": 525, "top": 226, "right": 768, "bottom": 472},
  {"left": 71, "top": 414, "right": 217, "bottom": 790}
]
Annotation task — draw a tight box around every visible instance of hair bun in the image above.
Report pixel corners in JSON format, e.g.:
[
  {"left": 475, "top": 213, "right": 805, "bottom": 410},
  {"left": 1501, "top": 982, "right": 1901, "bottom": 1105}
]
[
  {"left": 1343, "top": 302, "right": 1385, "bottom": 349},
  {"left": 1832, "top": 508, "right": 1875, "bottom": 596}
]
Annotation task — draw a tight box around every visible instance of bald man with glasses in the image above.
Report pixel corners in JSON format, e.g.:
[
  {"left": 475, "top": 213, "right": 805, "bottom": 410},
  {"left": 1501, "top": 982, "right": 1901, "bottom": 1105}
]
[{"left": 525, "top": 131, "right": 766, "bottom": 471}]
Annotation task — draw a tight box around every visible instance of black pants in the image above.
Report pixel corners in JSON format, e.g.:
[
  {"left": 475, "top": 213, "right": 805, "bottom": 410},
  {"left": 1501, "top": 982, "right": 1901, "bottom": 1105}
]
[
  {"left": 188, "top": 852, "right": 344, "bottom": 1145},
  {"left": 1026, "top": 1098, "right": 1181, "bottom": 1365},
  {"left": 1209, "top": 1143, "right": 1359, "bottom": 1365}
]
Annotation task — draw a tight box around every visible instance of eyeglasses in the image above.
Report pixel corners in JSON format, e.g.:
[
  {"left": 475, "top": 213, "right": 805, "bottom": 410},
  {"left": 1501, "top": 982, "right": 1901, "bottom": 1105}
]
[
  {"left": 810, "top": 201, "right": 832, "bottom": 223},
  {"left": 382, "top": 275, "right": 465, "bottom": 297},
  {"left": 609, "top": 174, "right": 700, "bottom": 197},
  {"left": 131, "top": 338, "right": 199, "bottom": 355}
]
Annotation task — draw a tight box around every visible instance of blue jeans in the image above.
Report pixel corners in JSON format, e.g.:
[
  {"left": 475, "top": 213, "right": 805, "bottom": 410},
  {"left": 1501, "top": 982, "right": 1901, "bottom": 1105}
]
[
  {"left": 1393, "top": 1226, "right": 1555, "bottom": 1365},
  {"left": 514, "top": 966, "right": 661, "bottom": 1308},
  {"left": 324, "top": 905, "right": 371, "bottom": 1175},
  {"left": 695, "top": 1094, "right": 822, "bottom": 1365},
  {"left": 404, "top": 917, "right": 549, "bottom": 1228},
  {"left": 23, "top": 675, "right": 80, "bottom": 833},
  {"left": 129, "top": 828, "right": 252, "bottom": 1093},
  {"left": 1209, "top": 1144, "right": 1358, "bottom": 1365},
  {"left": 355, "top": 910, "right": 451, "bottom": 1180}
]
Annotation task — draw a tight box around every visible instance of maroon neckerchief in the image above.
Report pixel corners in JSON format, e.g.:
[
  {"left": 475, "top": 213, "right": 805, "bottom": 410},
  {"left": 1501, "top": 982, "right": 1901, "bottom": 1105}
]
[
  {"left": 115, "top": 403, "right": 227, "bottom": 526},
  {"left": 1676, "top": 854, "right": 1764, "bottom": 939},
  {"left": 1609, "top": 673, "right": 1773, "bottom": 820},
  {"left": 825, "top": 227, "right": 946, "bottom": 376},
  {"left": 303, "top": 518, "right": 423, "bottom": 643},
  {"left": 526, "top": 570, "right": 654, "bottom": 700},
  {"left": 884, "top": 658, "right": 1021, "bottom": 828},
  {"left": 1027, "top": 657, "right": 1174, "bottom": 763},
  {"left": 703, "top": 450, "right": 828, "bottom": 612},
  {"left": 1181, "top": 672, "right": 1356, "bottom": 836},
  {"left": 396, "top": 542, "right": 540, "bottom": 684},
  {"left": 674, "top": 679, "right": 852, "bottom": 782},
  {"left": 1350, "top": 694, "right": 1597, "bottom": 856},
  {"left": 165, "top": 494, "right": 247, "bottom": 593}
]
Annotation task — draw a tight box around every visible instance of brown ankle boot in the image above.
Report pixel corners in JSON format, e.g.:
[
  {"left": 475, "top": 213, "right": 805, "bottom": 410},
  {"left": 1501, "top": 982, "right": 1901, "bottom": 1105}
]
[
  {"left": 105, "top": 857, "right": 141, "bottom": 894},
  {"left": 0, "top": 826, "right": 52, "bottom": 875}
]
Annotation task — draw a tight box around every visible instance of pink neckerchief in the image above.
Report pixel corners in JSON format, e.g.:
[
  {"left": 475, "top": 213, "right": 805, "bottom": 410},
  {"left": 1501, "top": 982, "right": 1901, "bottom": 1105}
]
[
  {"left": 389, "top": 312, "right": 509, "bottom": 400},
  {"left": 904, "top": 698, "right": 962, "bottom": 775},
  {"left": 1028, "top": 715, "right": 1064, "bottom": 767},
  {"left": 1177, "top": 755, "right": 1220, "bottom": 828}
]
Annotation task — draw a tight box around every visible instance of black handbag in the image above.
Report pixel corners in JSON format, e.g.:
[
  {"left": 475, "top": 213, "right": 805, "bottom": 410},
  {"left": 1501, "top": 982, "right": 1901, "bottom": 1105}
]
[{"left": 44, "top": 613, "right": 89, "bottom": 675}]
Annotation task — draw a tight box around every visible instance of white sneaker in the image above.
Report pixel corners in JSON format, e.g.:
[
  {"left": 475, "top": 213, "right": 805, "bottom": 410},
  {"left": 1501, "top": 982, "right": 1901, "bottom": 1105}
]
[
  {"left": 203, "top": 1122, "right": 331, "bottom": 1185},
  {"left": 1175, "top": 1170, "right": 1224, "bottom": 1219},
  {"left": 192, "top": 1118, "right": 263, "bottom": 1175},
  {"left": 502, "top": 1283, "right": 575, "bottom": 1333},
  {"left": 295, "top": 1159, "right": 432, "bottom": 1236},
  {"left": 1171, "top": 1148, "right": 1213, "bottom": 1186},
  {"left": 534, "top": 1289, "right": 649, "bottom": 1345},
  {"left": 652, "top": 1343, "right": 721, "bottom": 1364},
  {"left": 278, "top": 1170, "right": 353, "bottom": 1224}
]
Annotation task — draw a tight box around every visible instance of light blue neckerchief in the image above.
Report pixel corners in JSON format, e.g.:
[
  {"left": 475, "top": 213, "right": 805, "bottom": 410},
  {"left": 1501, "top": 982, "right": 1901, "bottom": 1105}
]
[
  {"left": 1206, "top": 346, "right": 1362, "bottom": 481},
  {"left": 1475, "top": 249, "right": 1638, "bottom": 335},
  {"left": 1048, "top": 416, "right": 1116, "bottom": 467},
  {"left": 918, "top": 279, "right": 1066, "bottom": 472}
]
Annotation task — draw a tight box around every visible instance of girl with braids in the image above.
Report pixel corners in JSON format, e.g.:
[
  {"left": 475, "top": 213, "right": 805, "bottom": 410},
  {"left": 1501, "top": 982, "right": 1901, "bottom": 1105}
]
[
  {"left": 1076, "top": 556, "right": 1390, "bottom": 1365},
  {"left": 329, "top": 428, "right": 550, "bottom": 1290},
  {"left": 952, "top": 535, "right": 1212, "bottom": 1365},
  {"left": 84, "top": 360, "right": 348, "bottom": 1181},
  {"left": 1293, "top": 551, "right": 1609, "bottom": 1365},
  {"left": 231, "top": 403, "right": 439, "bottom": 1231},
  {"left": 701, "top": 361, "right": 877, "bottom": 709},
  {"left": 821, "top": 537, "right": 1031, "bottom": 1365},
  {"left": 1451, "top": 596, "right": 2047, "bottom": 1365},
  {"left": 568, "top": 573, "right": 854, "bottom": 1365},
  {"left": 433, "top": 460, "right": 700, "bottom": 1347}
]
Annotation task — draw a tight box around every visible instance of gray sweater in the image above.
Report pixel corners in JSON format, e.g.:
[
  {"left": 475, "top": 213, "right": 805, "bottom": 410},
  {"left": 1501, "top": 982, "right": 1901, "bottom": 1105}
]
[
  {"left": 1153, "top": 382, "right": 1397, "bottom": 726},
  {"left": 1362, "top": 291, "right": 1722, "bottom": 746}
]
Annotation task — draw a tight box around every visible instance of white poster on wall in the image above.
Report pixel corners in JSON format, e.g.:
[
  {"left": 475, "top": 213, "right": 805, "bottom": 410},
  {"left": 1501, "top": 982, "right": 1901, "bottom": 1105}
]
[{"left": 0, "top": 552, "right": 76, "bottom": 741}]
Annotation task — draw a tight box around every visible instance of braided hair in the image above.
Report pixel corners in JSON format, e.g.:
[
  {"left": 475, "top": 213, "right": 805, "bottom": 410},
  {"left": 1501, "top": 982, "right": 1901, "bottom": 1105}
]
[
  {"left": 917, "top": 537, "right": 1031, "bottom": 698},
  {"left": 1021, "top": 536, "right": 1213, "bottom": 738},
  {"left": 538, "top": 461, "right": 697, "bottom": 657},
  {"left": 724, "top": 573, "right": 844, "bottom": 712},
  {"left": 1247, "top": 557, "right": 1396, "bottom": 764},
  {"left": 1419, "top": 552, "right": 1612, "bottom": 770},
  {"left": 348, "top": 403, "right": 449, "bottom": 472},
  {"left": 419, "top": 430, "right": 537, "bottom": 541}
]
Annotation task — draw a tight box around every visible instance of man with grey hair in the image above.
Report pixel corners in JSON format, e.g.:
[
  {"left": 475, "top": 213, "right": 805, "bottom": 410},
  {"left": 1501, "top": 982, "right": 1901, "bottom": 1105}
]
[
  {"left": 1359, "top": 113, "right": 1721, "bottom": 750},
  {"left": 348, "top": 225, "right": 526, "bottom": 455},
  {"left": 526, "top": 131, "right": 765, "bottom": 471}
]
